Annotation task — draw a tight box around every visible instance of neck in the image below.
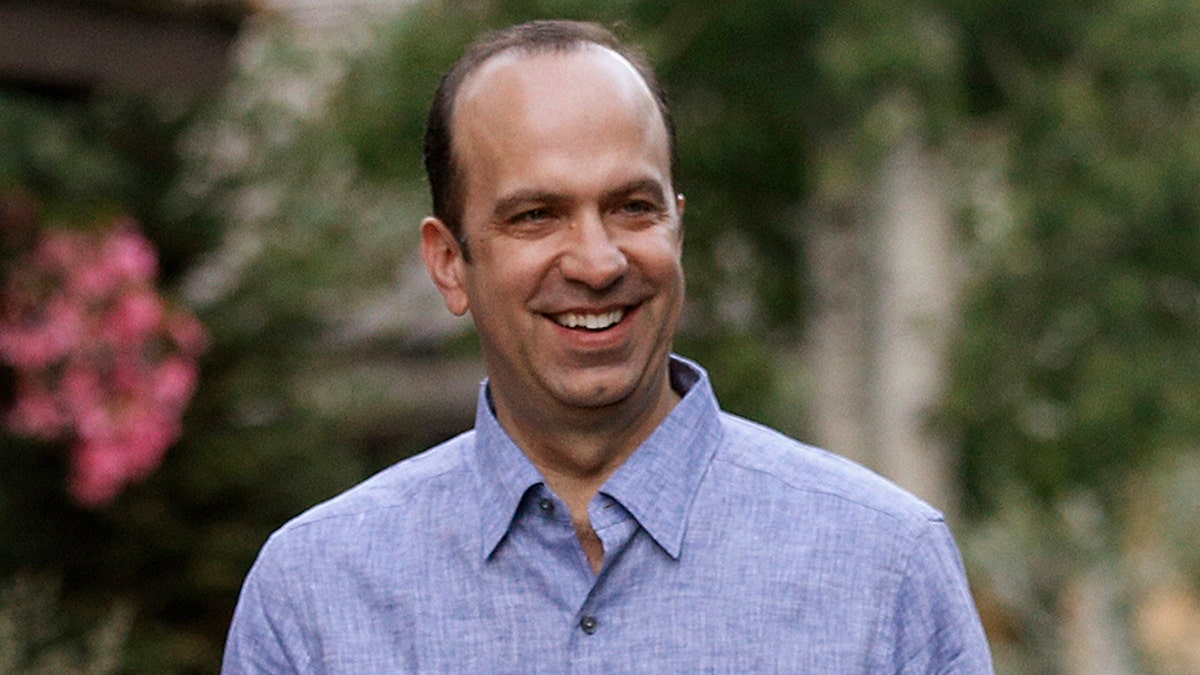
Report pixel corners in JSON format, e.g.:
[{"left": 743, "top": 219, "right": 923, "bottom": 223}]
[
  {"left": 492, "top": 366, "right": 680, "bottom": 576},
  {"left": 493, "top": 370, "right": 680, "bottom": 512}
]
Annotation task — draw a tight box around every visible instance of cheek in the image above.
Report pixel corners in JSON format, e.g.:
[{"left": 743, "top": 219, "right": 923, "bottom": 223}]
[
  {"left": 467, "top": 246, "right": 547, "bottom": 309},
  {"left": 630, "top": 234, "right": 685, "bottom": 282}
]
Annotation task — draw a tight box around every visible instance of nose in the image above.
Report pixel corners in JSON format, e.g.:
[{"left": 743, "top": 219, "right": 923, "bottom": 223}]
[{"left": 558, "top": 212, "right": 627, "bottom": 290}]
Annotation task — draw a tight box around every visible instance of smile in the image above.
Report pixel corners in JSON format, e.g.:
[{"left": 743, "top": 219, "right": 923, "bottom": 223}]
[{"left": 551, "top": 308, "right": 626, "bottom": 331}]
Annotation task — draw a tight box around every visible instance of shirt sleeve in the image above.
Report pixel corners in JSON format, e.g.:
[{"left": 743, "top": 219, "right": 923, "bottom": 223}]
[
  {"left": 221, "top": 536, "right": 313, "bottom": 675},
  {"left": 893, "top": 519, "right": 995, "bottom": 674}
]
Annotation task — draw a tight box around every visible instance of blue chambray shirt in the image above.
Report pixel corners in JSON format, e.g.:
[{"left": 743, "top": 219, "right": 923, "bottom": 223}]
[{"left": 223, "top": 356, "right": 993, "bottom": 673}]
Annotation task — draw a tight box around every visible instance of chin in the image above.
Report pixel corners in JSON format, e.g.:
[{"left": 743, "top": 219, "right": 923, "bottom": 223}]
[
  {"left": 551, "top": 373, "right": 638, "bottom": 410},
  {"left": 558, "top": 386, "right": 632, "bottom": 410}
]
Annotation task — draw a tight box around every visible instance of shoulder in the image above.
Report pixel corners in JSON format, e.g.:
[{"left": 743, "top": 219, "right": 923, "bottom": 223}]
[
  {"left": 713, "top": 412, "right": 943, "bottom": 528},
  {"left": 265, "top": 431, "right": 476, "bottom": 553},
  {"left": 704, "top": 414, "right": 993, "bottom": 670}
]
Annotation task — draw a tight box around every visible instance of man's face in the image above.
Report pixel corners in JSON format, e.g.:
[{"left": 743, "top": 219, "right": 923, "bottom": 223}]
[{"left": 423, "top": 46, "right": 685, "bottom": 427}]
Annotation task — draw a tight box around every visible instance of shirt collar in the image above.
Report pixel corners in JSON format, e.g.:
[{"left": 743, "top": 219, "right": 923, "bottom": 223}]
[
  {"left": 471, "top": 355, "right": 724, "bottom": 560},
  {"left": 472, "top": 384, "right": 545, "bottom": 560},
  {"left": 598, "top": 355, "right": 723, "bottom": 559}
]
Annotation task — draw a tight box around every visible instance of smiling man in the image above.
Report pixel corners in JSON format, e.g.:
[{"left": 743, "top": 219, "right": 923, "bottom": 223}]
[{"left": 223, "top": 20, "right": 993, "bottom": 673}]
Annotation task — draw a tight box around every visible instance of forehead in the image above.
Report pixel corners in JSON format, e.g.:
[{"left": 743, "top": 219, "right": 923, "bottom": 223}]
[
  {"left": 455, "top": 44, "right": 658, "bottom": 121},
  {"left": 450, "top": 47, "right": 670, "bottom": 182}
]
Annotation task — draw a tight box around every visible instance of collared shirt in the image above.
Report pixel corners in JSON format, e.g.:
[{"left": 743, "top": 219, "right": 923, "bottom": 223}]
[{"left": 222, "top": 356, "right": 993, "bottom": 673}]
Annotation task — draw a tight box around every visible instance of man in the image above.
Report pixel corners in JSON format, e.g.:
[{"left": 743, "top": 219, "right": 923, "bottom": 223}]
[{"left": 223, "top": 20, "right": 993, "bottom": 673}]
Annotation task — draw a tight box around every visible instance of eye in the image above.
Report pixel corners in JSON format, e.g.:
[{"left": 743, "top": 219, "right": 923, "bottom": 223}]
[
  {"left": 610, "top": 199, "right": 666, "bottom": 228},
  {"left": 513, "top": 207, "right": 553, "bottom": 223},
  {"left": 499, "top": 206, "right": 561, "bottom": 238},
  {"left": 618, "top": 200, "right": 655, "bottom": 215}
]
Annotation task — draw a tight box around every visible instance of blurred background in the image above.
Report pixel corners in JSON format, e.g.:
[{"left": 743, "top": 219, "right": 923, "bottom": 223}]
[{"left": 3, "top": 0, "right": 1200, "bottom": 672}]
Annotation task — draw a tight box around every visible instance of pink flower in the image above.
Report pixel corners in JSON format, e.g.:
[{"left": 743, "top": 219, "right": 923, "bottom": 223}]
[
  {"left": 151, "top": 358, "right": 199, "bottom": 409},
  {"left": 69, "top": 439, "right": 130, "bottom": 507},
  {"left": 102, "top": 289, "right": 163, "bottom": 345},
  {"left": 167, "top": 311, "right": 210, "bottom": 355},
  {"left": 103, "top": 222, "right": 158, "bottom": 283},
  {"left": 2, "top": 216, "right": 208, "bottom": 507},
  {"left": 29, "top": 296, "right": 87, "bottom": 364},
  {"left": 0, "top": 326, "right": 55, "bottom": 370},
  {"left": 69, "top": 257, "right": 119, "bottom": 300},
  {"left": 116, "top": 405, "right": 177, "bottom": 475},
  {"left": 6, "top": 379, "right": 69, "bottom": 439},
  {"left": 61, "top": 365, "right": 104, "bottom": 418},
  {"left": 33, "top": 229, "right": 84, "bottom": 271}
]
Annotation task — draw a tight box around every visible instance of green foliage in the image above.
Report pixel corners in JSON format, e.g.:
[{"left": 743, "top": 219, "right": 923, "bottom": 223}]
[
  {"left": 960, "top": 487, "right": 1106, "bottom": 672},
  {"left": 0, "top": 574, "right": 131, "bottom": 675},
  {"left": 0, "top": 93, "right": 219, "bottom": 278},
  {"left": 940, "top": 0, "right": 1200, "bottom": 517},
  {"left": 0, "top": 94, "right": 136, "bottom": 211},
  {"left": 1147, "top": 454, "right": 1200, "bottom": 590},
  {"left": 636, "top": 1, "right": 819, "bottom": 332}
]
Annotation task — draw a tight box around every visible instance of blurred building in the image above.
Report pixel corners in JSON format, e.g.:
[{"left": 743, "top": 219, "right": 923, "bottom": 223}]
[{"left": 0, "top": 0, "right": 245, "bottom": 99}]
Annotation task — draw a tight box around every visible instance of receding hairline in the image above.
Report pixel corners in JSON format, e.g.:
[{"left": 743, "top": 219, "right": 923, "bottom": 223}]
[{"left": 452, "top": 43, "right": 666, "bottom": 137}]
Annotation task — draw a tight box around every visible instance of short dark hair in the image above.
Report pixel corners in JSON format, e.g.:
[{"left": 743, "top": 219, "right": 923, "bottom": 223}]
[{"left": 423, "top": 20, "right": 677, "bottom": 259}]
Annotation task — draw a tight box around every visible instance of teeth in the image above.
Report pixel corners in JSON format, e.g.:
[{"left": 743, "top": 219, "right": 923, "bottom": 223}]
[{"left": 554, "top": 309, "right": 625, "bottom": 330}]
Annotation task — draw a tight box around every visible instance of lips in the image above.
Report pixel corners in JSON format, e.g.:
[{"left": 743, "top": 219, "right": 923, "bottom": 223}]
[{"left": 550, "top": 307, "right": 626, "bottom": 330}]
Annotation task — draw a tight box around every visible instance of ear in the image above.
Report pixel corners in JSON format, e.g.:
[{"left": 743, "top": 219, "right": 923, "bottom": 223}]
[{"left": 421, "top": 217, "right": 470, "bottom": 316}]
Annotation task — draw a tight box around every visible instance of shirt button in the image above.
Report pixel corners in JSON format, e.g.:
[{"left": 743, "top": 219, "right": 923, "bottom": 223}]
[
  {"left": 538, "top": 498, "right": 554, "bottom": 514},
  {"left": 579, "top": 615, "right": 598, "bottom": 635}
]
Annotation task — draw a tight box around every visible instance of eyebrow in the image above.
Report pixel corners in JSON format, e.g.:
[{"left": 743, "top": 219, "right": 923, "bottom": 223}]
[
  {"left": 606, "top": 179, "right": 670, "bottom": 206},
  {"left": 491, "top": 190, "right": 568, "bottom": 220},
  {"left": 490, "top": 178, "right": 670, "bottom": 220}
]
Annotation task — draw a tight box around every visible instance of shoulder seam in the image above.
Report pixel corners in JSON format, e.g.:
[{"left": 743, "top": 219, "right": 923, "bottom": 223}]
[
  {"left": 709, "top": 443, "right": 944, "bottom": 526},
  {"left": 276, "top": 445, "right": 469, "bottom": 534}
]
